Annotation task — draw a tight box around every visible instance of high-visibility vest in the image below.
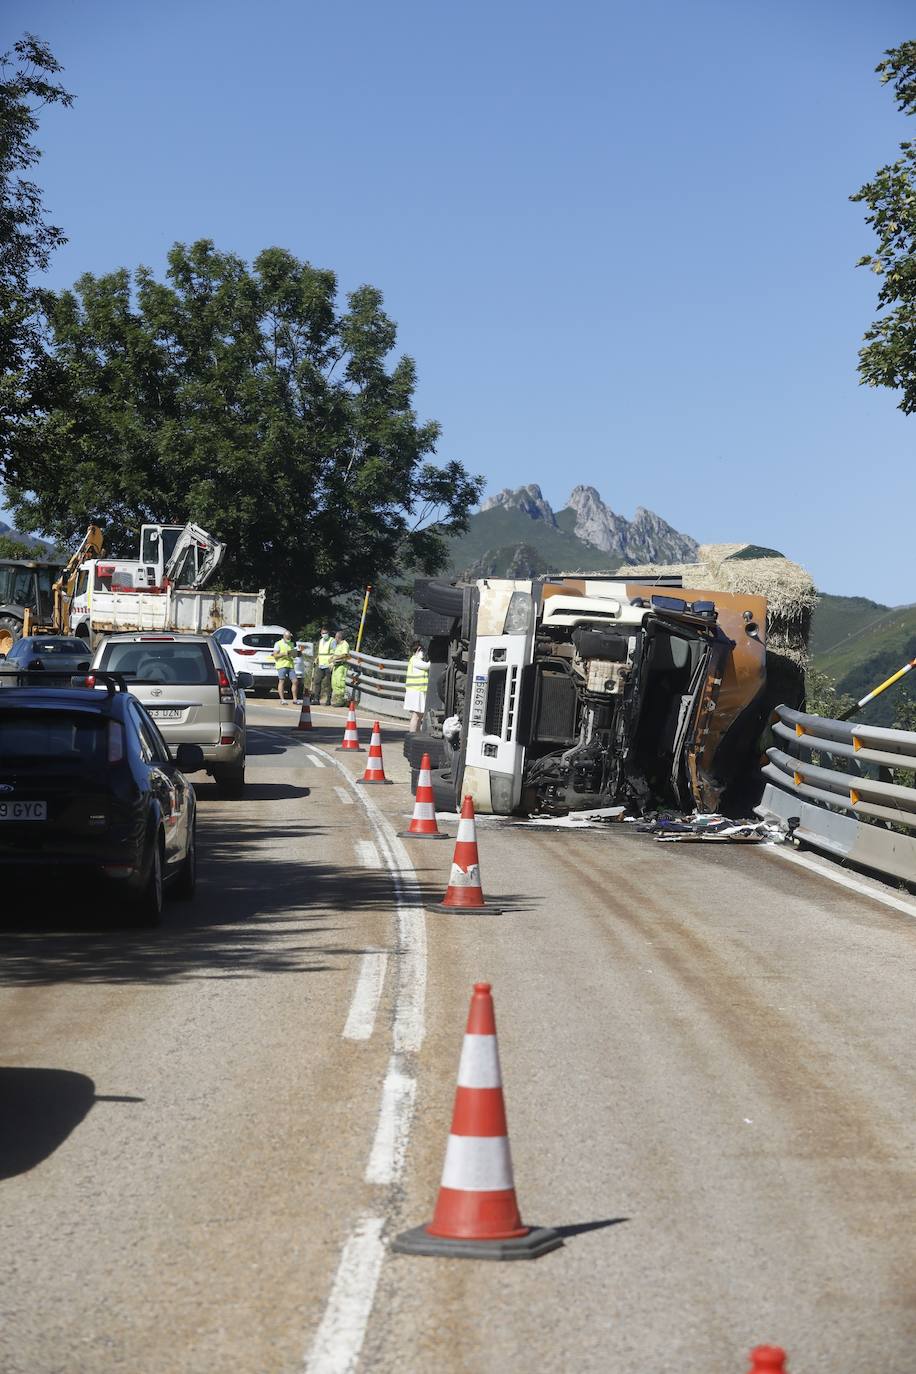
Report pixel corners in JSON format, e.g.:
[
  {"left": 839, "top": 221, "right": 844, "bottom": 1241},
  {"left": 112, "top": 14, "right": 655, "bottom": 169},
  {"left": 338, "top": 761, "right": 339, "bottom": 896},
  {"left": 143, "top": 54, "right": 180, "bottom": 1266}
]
[
  {"left": 406, "top": 653, "right": 429, "bottom": 691},
  {"left": 274, "top": 638, "right": 295, "bottom": 668},
  {"left": 317, "top": 634, "right": 334, "bottom": 667},
  {"left": 333, "top": 639, "right": 350, "bottom": 663}
]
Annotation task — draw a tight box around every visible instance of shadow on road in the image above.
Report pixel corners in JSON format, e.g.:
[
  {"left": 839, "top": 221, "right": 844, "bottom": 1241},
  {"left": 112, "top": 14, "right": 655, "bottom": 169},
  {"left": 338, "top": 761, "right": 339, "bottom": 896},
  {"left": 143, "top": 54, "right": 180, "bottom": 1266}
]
[
  {"left": 552, "top": 1217, "right": 629, "bottom": 1239},
  {"left": 0, "top": 1068, "right": 96, "bottom": 1179},
  {"left": 0, "top": 817, "right": 401, "bottom": 987}
]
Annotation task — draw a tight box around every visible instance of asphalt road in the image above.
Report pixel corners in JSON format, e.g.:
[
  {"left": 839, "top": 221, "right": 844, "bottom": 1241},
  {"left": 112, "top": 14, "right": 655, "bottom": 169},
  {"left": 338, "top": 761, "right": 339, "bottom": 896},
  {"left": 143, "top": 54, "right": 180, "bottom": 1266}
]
[{"left": 2, "top": 701, "right": 915, "bottom": 1373}]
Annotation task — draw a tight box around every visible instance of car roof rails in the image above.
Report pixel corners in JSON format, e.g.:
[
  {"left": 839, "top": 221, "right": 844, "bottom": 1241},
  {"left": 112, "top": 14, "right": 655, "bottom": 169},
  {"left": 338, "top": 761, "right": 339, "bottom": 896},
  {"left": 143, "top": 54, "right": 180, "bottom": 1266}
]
[
  {"left": 0, "top": 669, "right": 130, "bottom": 694},
  {"left": 68, "top": 671, "right": 131, "bottom": 694}
]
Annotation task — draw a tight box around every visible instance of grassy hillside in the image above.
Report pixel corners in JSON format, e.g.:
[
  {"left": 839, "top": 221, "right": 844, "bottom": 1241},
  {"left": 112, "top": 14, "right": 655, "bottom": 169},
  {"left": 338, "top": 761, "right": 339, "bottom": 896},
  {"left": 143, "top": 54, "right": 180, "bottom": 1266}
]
[
  {"left": 809, "top": 594, "right": 916, "bottom": 725},
  {"left": 446, "top": 506, "right": 620, "bottom": 575},
  {"left": 808, "top": 593, "right": 890, "bottom": 656}
]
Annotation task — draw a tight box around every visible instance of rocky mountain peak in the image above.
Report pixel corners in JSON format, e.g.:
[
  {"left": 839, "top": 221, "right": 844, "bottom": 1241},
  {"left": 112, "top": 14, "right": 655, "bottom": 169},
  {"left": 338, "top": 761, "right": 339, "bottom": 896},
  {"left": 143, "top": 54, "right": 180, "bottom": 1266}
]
[
  {"left": 480, "top": 483, "right": 557, "bottom": 526},
  {"left": 565, "top": 486, "right": 698, "bottom": 564}
]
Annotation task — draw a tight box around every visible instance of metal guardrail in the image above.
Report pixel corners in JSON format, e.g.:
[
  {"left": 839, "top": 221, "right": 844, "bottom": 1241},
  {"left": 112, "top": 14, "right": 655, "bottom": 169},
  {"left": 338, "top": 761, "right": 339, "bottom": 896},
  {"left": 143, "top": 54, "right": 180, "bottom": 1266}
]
[
  {"left": 755, "top": 705, "right": 916, "bottom": 883},
  {"left": 346, "top": 650, "right": 409, "bottom": 719}
]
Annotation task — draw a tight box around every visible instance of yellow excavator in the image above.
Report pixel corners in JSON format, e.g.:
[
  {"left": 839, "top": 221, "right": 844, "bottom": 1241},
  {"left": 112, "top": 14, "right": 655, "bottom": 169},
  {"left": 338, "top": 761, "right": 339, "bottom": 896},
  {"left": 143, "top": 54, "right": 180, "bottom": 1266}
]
[{"left": 19, "top": 524, "right": 106, "bottom": 640}]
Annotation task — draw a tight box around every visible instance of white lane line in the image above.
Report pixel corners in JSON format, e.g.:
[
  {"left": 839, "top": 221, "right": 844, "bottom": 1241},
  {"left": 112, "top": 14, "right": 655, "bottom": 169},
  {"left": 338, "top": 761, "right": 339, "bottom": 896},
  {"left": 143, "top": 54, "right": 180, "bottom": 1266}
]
[
  {"left": 310, "top": 754, "right": 327, "bottom": 768},
  {"left": 342, "top": 953, "right": 389, "bottom": 1042},
  {"left": 304, "top": 1215, "right": 385, "bottom": 1374},
  {"left": 335, "top": 786, "right": 354, "bottom": 806},
  {"left": 301, "top": 741, "right": 427, "bottom": 1371},
  {"left": 354, "top": 839, "right": 381, "bottom": 869},
  {"left": 365, "top": 1057, "right": 417, "bottom": 1185},
  {"left": 764, "top": 843, "right": 916, "bottom": 920}
]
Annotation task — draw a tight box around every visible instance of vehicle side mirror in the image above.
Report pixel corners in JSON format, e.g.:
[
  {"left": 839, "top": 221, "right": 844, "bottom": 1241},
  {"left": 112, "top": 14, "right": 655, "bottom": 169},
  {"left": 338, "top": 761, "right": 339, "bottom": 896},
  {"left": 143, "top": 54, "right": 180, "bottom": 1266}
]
[
  {"left": 236, "top": 671, "right": 254, "bottom": 690},
  {"left": 174, "top": 743, "right": 205, "bottom": 774}
]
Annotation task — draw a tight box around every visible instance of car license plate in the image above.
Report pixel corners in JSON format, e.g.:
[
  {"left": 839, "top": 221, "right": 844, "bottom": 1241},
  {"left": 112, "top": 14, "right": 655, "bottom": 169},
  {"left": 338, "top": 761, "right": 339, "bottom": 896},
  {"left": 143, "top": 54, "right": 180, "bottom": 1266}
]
[
  {"left": 149, "top": 708, "right": 183, "bottom": 720},
  {"left": 0, "top": 800, "right": 47, "bottom": 821},
  {"left": 470, "top": 675, "right": 487, "bottom": 728}
]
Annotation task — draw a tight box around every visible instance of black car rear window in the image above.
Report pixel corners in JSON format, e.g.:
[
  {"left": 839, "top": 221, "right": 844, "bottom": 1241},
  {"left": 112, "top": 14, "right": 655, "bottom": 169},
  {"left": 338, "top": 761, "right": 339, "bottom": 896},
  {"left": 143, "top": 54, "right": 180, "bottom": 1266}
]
[
  {"left": 241, "top": 633, "right": 279, "bottom": 648},
  {"left": 97, "top": 642, "right": 218, "bottom": 685},
  {"left": 0, "top": 711, "right": 107, "bottom": 765}
]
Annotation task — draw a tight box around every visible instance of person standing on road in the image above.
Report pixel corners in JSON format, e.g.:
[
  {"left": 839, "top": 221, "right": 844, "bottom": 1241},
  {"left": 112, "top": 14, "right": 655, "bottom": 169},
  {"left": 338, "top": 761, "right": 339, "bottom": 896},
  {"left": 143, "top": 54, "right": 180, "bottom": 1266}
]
[
  {"left": 330, "top": 630, "right": 350, "bottom": 706},
  {"left": 313, "top": 625, "right": 334, "bottom": 705},
  {"left": 292, "top": 640, "right": 309, "bottom": 703},
  {"left": 272, "top": 629, "right": 296, "bottom": 703},
  {"left": 403, "top": 640, "right": 430, "bottom": 732}
]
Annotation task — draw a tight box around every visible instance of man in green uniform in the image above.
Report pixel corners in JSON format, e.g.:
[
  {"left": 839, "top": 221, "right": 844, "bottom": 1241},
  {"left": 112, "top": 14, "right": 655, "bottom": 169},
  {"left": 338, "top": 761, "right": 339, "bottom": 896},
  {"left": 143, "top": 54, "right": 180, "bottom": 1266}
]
[
  {"left": 330, "top": 630, "right": 350, "bottom": 706},
  {"left": 313, "top": 625, "right": 334, "bottom": 705},
  {"left": 272, "top": 629, "right": 296, "bottom": 703}
]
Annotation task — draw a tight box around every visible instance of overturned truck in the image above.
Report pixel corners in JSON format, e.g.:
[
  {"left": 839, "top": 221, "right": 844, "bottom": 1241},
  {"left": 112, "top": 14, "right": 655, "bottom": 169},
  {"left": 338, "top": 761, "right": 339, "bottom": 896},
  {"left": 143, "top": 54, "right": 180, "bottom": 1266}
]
[{"left": 406, "top": 561, "right": 812, "bottom": 818}]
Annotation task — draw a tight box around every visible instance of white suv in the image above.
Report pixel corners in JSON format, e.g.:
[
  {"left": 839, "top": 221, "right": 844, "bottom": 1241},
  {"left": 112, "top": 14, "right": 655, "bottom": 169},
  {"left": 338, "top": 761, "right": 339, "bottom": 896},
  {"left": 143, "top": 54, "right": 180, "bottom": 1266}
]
[{"left": 212, "top": 625, "right": 291, "bottom": 697}]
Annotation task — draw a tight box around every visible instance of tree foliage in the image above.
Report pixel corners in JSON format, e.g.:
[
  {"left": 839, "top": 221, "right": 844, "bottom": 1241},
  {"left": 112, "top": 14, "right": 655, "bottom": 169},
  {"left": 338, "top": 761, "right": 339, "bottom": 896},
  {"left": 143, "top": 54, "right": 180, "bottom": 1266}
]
[
  {"left": 3, "top": 241, "right": 482, "bottom": 623},
  {"left": 0, "top": 34, "right": 72, "bottom": 451},
  {"left": 851, "top": 42, "right": 916, "bottom": 412},
  {"left": 0, "top": 532, "right": 35, "bottom": 559}
]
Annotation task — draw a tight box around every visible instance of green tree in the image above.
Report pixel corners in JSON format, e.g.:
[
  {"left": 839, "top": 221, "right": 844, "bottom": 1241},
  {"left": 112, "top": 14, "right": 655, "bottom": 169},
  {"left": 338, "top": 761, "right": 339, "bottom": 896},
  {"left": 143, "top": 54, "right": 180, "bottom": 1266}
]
[
  {"left": 851, "top": 42, "right": 916, "bottom": 411},
  {"left": 2, "top": 240, "right": 481, "bottom": 624},
  {"left": 0, "top": 34, "right": 72, "bottom": 453},
  {"left": 0, "top": 532, "right": 35, "bottom": 558}
]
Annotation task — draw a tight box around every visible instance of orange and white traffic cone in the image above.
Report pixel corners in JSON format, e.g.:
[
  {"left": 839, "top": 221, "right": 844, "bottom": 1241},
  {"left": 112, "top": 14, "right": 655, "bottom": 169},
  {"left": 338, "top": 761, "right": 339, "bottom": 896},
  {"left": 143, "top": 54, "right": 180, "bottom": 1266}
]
[
  {"left": 398, "top": 752, "right": 448, "bottom": 839},
  {"left": 747, "top": 1349, "right": 788, "bottom": 1373},
  {"left": 296, "top": 693, "right": 313, "bottom": 731},
  {"left": 428, "top": 795, "right": 503, "bottom": 911},
  {"left": 392, "top": 982, "right": 561, "bottom": 1260},
  {"left": 336, "top": 701, "right": 364, "bottom": 752},
  {"left": 357, "top": 722, "right": 393, "bottom": 785}
]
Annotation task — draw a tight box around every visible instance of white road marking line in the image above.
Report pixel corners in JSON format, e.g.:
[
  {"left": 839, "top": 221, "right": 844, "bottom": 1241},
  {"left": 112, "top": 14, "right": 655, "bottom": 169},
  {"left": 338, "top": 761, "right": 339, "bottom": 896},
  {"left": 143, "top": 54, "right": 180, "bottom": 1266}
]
[
  {"left": 335, "top": 786, "right": 354, "bottom": 806},
  {"left": 354, "top": 839, "right": 381, "bottom": 869},
  {"left": 301, "top": 741, "right": 427, "bottom": 1369},
  {"left": 303, "top": 1215, "right": 385, "bottom": 1374},
  {"left": 365, "top": 1058, "right": 417, "bottom": 1185},
  {"left": 309, "top": 753, "right": 327, "bottom": 768},
  {"left": 764, "top": 843, "right": 916, "bottom": 920},
  {"left": 342, "top": 953, "right": 389, "bottom": 1042}
]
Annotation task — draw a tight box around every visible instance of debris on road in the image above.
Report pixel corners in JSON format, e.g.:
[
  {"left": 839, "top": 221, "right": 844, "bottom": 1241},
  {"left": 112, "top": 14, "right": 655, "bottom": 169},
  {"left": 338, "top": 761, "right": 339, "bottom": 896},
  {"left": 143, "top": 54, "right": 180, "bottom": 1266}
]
[{"left": 634, "top": 812, "right": 784, "bottom": 843}]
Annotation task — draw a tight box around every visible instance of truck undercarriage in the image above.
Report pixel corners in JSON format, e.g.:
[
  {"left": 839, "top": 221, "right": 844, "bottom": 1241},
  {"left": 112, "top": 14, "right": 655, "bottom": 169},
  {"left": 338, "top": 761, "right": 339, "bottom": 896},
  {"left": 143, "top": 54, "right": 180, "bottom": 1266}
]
[{"left": 406, "top": 575, "right": 777, "bottom": 819}]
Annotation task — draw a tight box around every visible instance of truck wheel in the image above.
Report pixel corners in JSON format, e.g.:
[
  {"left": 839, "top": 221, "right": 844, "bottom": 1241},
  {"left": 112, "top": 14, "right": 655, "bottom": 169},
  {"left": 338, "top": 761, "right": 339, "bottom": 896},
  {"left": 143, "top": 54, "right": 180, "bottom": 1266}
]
[{"left": 0, "top": 615, "right": 23, "bottom": 656}]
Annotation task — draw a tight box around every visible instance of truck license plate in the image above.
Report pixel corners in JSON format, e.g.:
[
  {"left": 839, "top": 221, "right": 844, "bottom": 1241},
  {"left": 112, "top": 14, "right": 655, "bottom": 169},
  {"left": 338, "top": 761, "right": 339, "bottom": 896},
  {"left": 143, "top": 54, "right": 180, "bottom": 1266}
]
[
  {"left": 0, "top": 801, "right": 47, "bottom": 821},
  {"left": 470, "top": 675, "right": 487, "bottom": 728},
  {"left": 149, "top": 708, "right": 182, "bottom": 720}
]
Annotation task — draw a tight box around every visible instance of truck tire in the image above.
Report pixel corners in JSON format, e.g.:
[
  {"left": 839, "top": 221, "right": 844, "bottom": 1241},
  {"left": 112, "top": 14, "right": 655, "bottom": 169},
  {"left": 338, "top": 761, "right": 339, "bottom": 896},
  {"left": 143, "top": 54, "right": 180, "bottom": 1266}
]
[
  {"left": 0, "top": 614, "right": 23, "bottom": 656},
  {"left": 415, "top": 579, "right": 464, "bottom": 619}
]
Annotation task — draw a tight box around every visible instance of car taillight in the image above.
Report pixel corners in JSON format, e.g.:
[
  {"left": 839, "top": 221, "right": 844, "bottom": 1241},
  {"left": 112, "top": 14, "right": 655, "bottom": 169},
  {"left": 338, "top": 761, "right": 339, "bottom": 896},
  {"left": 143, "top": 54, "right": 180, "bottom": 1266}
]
[
  {"left": 218, "top": 668, "right": 234, "bottom": 704},
  {"left": 108, "top": 721, "right": 125, "bottom": 764},
  {"left": 235, "top": 648, "right": 256, "bottom": 656}
]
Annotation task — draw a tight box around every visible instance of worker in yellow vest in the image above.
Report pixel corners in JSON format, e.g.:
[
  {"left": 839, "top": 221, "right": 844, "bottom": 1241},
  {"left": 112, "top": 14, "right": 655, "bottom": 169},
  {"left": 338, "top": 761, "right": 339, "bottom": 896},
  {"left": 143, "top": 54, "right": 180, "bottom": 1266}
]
[
  {"left": 330, "top": 630, "right": 350, "bottom": 706},
  {"left": 403, "top": 640, "right": 430, "bottom": 732},
  {"left": 272, "top": 629, "right": 296, "bottom": 703},
  {"left": 313, "top": 625, "right": 334, "bottom": 705}
]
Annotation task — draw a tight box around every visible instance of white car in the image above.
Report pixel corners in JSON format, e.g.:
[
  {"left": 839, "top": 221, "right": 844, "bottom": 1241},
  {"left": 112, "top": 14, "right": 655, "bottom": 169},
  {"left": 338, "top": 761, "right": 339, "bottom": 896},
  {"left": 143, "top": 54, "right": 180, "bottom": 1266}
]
[{"left": 212, "top": 625, "right": 291, "bottom": 697}]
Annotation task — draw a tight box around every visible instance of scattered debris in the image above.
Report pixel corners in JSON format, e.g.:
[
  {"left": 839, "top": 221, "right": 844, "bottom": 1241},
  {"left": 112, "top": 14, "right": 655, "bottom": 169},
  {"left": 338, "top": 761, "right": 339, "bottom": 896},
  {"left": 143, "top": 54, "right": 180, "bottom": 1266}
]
[{"left": 633, "top": 812, "right": 784, "bottom": 843}]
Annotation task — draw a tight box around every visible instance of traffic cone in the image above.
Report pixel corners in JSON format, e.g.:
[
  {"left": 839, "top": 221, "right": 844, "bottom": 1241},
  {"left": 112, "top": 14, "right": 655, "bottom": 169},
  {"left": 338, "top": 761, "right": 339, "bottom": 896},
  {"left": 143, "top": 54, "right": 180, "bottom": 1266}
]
[
  {"left": 357, "top": 722, "right": 393, "bottom": 784},
  {"left": 295, "top": 693, "right": 313, "bottom": 731},
  {"left": 747, "top": 1349, "right": 788, "bottom": 1373},
  {"left": 428, "top": 795, "right": 503, "bottom": 912},
  {"left": 336, "top": 701, "right": 364, "bottom": 752},
  {"left": 397, "top": 753, "right": 448, "bottom": 839},
  {"left": 392, "top": 982, "right": 562, "bottom": 1260}
]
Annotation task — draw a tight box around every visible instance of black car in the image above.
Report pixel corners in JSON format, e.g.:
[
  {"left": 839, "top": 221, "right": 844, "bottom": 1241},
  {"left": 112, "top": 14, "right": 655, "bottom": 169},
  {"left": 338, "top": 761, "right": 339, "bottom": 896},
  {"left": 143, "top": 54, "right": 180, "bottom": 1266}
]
[
  {"left": 0, "top": 674, "right": 201, "bottom": 924},
  {"left": 0, "top": 635, "right": 92, "bottom": 687}
]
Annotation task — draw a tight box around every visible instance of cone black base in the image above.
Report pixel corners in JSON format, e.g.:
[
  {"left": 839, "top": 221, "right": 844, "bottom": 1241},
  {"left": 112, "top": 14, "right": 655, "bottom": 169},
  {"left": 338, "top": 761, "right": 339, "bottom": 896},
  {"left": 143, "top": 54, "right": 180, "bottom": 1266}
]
[
  {"left": 391, "top": 1224, "right": 562, "bottom": 1261},
  {"left": 335, "top": 747, "right": 364, "bottom": 752},
  {"left": 397, "top": 830, "right": 449, "bottom": 839},
  {"left": 356, "top": 778, "right": 394, "bottom": 785},
  {"left": 426, "top": 900, "right": 506, "bottom": 914}
]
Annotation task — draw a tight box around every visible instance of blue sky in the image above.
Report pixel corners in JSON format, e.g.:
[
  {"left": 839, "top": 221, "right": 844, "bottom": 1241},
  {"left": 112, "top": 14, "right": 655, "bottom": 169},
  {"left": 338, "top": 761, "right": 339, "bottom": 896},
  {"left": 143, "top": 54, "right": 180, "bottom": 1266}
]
[{"left": 4, "top": 0, "right": 914, "bottom": 600}]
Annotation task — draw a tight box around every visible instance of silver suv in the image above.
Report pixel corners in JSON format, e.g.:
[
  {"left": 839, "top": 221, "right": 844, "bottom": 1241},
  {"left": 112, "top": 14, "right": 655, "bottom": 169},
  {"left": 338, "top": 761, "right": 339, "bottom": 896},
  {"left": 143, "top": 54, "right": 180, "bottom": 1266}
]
[{"left": 91, "top": 633, "right": 250, "bottom": 795}]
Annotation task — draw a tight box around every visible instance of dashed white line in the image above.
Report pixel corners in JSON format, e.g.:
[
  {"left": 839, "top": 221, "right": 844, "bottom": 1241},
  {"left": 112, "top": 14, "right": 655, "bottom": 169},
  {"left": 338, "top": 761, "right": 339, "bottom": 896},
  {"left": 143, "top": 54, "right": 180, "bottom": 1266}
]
[
  {"left": 309, "top": 754, "right": 327, "bottom": 768},
  {"left": 342, "top": 953, "right": 389, "bottom": 1042},
  {"left": 364, "top": 1057, "right": 417, "bottom": 1186},
  {"left": 354, "top": 839, "right": 381, "bottom": 869},
  {"left": 303, "top": 740, "right": 427, "bottom": 1372},
  {"left": 335, "top": 786, "right": 354, "bottom": 806},
  {"left": 303, "top": 1215, "right": 385, "bottom": 1374}
]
